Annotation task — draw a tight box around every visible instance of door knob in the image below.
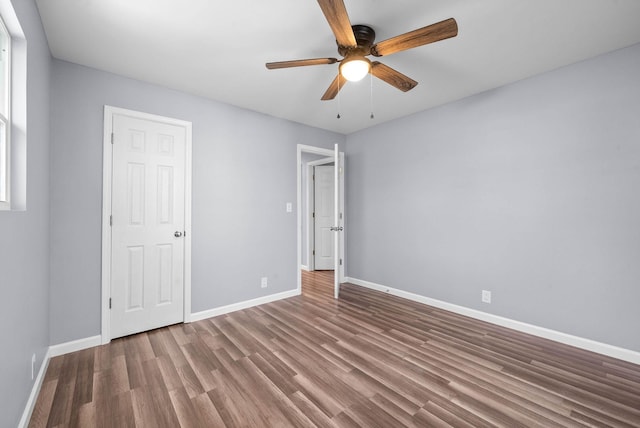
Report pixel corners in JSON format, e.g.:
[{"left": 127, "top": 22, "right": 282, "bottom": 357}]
[{"left": 174, "top": 231, "right": 183, "bottom": 238}]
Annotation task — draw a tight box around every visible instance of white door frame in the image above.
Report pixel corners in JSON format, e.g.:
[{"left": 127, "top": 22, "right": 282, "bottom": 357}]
[
  {"left": 297, "top": 144, "right": 345, "bottom": 294},
  {"left": 101, "top": 106, "right": 193, "bottom": 344},
  {"left": 306, "top": 156, "right": 334, "bottom": 271}
]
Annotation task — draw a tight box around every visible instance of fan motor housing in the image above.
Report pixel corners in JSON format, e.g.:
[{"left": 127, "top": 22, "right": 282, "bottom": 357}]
[{"left": 338, "top": 24, "right": 376, "bottom": 56}]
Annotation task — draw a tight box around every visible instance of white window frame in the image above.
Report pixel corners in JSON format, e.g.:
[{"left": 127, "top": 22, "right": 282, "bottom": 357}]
[{"left": 0, "top": 14, "right": 10, "bottom": 210}]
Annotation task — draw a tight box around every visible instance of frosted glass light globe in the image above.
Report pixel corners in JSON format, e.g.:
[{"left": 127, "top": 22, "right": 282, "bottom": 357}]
[{"left": 340, "top": 57, "right": 371, "bottom": 82}]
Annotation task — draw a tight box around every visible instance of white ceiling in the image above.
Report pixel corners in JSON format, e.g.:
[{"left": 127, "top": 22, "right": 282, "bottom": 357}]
[{"left": 36, "top": 0, "right": 640, "bottom": 135}]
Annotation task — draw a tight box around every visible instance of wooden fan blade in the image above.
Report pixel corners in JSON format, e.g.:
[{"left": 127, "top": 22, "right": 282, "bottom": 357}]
[
  {"left": 371, "top": 62, "right": 418, "bottom": 92},
  {"left": 317, "top": 0, "right": 357, "bottom": 48},
  {"left": 266, "top": 58, "right": 338, "bottom": 69},
  {"left": 371, "top": 18, "right": 458, "bottom": 57},
  {"left": 321, "top": 74, "right": 348, "bottom": 100}
]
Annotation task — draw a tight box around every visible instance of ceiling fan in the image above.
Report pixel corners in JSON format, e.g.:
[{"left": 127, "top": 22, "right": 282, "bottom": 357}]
[{"left": 265, "top": 0, "right": 458, "bottom": 100}]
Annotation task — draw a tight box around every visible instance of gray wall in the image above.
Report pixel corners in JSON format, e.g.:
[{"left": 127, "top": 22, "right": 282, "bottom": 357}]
[
  {"left": 345, "top": 43, "right": 640, "bottom": 352},
  {"left": 49, "top": 59, "right": 342, "bottom": 344},
  {"left": 0, "top": 0, "right": 51, "bottom": 426}
]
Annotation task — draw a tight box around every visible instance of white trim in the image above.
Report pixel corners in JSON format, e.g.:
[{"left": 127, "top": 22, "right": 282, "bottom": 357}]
[
  {"left": 17, "top": 348, "right": 51, "bottom": 428},
  {"left": 183, "top": 122, "right": 193, "bottom": 322},
  {"left": 49, "top": 335, "right": 103, "bottom": 358},
  {"left": 18, "top": 286, "right": 297, "bottom": 426},
  {"left": 296, "top": 144, "right": 346, "bottom": 296},
  {"left": 346, "top": 276, "right": 640, "bottom": 365},
  {"left": 300, "top": 264, "right": 309, "bottom": 271},
  {"left": 0, "top": 114, "right": 9, "bottom": 210},
  {"left": 101, "top": 107, "right": 112, "bottom": 343},
  {"left": 338, "top": 151, "right": 345, "bottom": 285},
  {"left": 306, "top": 163, "right": 313, "bottom": 271},
  {"left": 0, "top": 14, "right": 11, "bottom": 210},
  {"left": 18, "top": 334, "right": 102, "bottom": 426},
  {"left": 297, "top": 145, "right": 334, "bottom": 295},
  {"left": 18, "top": 285, "right": 292, "bottom": 426},
  {"left": 190, "top": 289, "right": 300, "bottom": 322},
  {"left": 0, "top": 1, "right": 26, "bottom": 211},
  {"left": 101, "top": 106, "right": 193, "bottom": 344},
  {"left": 307, "top": 157, "right": 335, "bottom": 165}
]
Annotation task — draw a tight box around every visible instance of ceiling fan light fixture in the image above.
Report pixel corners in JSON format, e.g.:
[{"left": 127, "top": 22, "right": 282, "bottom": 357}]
[{"left": 340, "top": 56, "right": 371, "bottom": 82}]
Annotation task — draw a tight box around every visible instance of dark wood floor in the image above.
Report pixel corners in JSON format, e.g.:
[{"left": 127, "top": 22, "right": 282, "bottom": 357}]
[{"left": 30, "top": 271, "right": 640, "bottom": 427}]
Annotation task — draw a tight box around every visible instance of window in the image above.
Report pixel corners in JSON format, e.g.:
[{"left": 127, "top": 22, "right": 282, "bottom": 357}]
[{"left": 0, "top": 15, "right": 9, "bottom": 209}]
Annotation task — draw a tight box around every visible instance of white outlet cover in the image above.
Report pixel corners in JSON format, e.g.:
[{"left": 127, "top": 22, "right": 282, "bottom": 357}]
[
  {"left": 482, "top": 290, "right": 492, "bottom": 303},
  {"left": 286, "top": 202, "right": 292, "bottom": 213},
  {"left": 261, "top": 277, "right": 268, "bottom": 288}
]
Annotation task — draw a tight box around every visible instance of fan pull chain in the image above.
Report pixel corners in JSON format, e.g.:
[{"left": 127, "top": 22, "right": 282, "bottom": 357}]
[
  {"left": 370, "top": 72, "right": 375, "bottom": 119},
  {"left": 337, "top": 76, "right": 341, "bottom": 119}
]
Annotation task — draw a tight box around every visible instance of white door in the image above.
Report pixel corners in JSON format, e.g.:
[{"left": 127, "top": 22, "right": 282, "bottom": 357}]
[
  {"left": 314, "top": 165, "right": 335, "bottom": 270},
  {"left": 110, "top": 113, "right": 187, "bottom": 339},
  {"left": 333, "top": 143, "right": 342, "bottom": 299}
]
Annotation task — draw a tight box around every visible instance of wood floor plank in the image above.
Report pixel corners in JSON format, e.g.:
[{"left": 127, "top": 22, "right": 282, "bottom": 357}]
[
  {"left": 368, "top": 393, "right": 418, "bottom": 428},
  {"left": 155, "top": 353, "right": 185, "bottom": 393},
  {"left": 191, "top": 392, "right": 226, "bottom": 427},
  {"left": 29, "top": 271, "right": 640, "bottom": 427},
  {"left": 208, "top": 366, "right": 271, "bottom": 427},
  {"left": 46, "top": 352, "right": 79, "bottom": 426},
  {"left": 289, "top": 390, "right": 338, "bottom": 428},
  {"left": 332, "top": 411, "right": 363, "bottom": 428},
  {"left": 423, "top": 401, "right": 496, "bottom": 428},
  {"left": 248, "top": 351, "right": 299, "bottom": 396},
  {"left": 130, "top": 386, "right": 160, "bottom": 428},
  {"left": 180, "top": 341, "right": 219, "bottom": 391},
  {"left": 168, "top": 387, "right": 205, "bottom": 428},
  {"left": 91, "top": 368, "right": 113, "bottom": 428},
  {"left": 43, "top": 355, "right": 63, "bottom": 383},
  {"left": 27, "top": 379, "right": 57, "bottom": 428},
  {"left": 174, "top": 361, "right": 205, "bottom": 398},
  {"left": 343, "top": 397, "right": 408, "bottom": 428}
]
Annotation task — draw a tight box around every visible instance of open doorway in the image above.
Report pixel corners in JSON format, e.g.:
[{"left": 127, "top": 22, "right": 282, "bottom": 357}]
[
  {"left": 304, "top": 156, "right": 334, "bottom": 271},
  {"left": 296, "top": 144, "right": 345, "bottom": 298}
]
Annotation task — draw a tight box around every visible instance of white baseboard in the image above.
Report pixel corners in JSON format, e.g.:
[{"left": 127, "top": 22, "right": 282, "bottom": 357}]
[
  {"left": 46, "top": 290, "right": 302, "bottom": 358},
  {"left": 18, "top": 288, "right": 301, "bottom": 427},
  {"left": 49, "top": 335, "right": 103, "bottom": 358},
  {"left": 345, "top": 277, "right": 640, "bottom": 365},
  {"left": 19, "top": 335, "right": 102, "bottom": 427},
  {"left": 190, "top": 288, "right": 300, "bottom": 322},
  {"left": 18, "top": 348, "right": 52, "bottom": 428},
  {"left": 300, "top": 264, "right": 309, "bottom": 271}
]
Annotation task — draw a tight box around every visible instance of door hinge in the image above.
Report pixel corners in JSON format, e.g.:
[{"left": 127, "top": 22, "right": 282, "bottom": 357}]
[
  {"left": 109, "top": 298, "right": 112, "bottom": 309},
  {"left": 312, "top": 174, "right": 315, "bottom": 181},
  {"left": 312, "top": 250, "right": 315, "bottom": 256},
  {"left": 109, "top": 215, "right": 113, "bottom": 226},
  {"left": 339, "top": 212, "right": 343, "bottom": 220},
  {"left": 184, "top": 230, "right": 187, "bottom": 237},
  {"left": 111, "top": 133, "right": 114, "bottom": 144},
  {"left": 312, "top": 212, "right": 315, "bottom": 218},
  {"left": 340, "top": 259, "right": 343, "bottom": 266}
]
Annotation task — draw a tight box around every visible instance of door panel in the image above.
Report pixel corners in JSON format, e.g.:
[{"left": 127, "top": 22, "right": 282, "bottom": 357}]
[
  {"left": 126, "top": 246, "right": 144, "bottom": 310},
  {"left": 111, "top": 113, "right": 186, "bottom": 339}
]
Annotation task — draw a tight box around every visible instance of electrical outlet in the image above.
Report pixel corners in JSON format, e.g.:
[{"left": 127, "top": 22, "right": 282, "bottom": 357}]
[
  {"left": 482, "top": 290, "right": 492, "bottom": 304},
  {"left": 261, "top": 277, "right": 268, "bottom": 288},
  {"left": 286, "top": 202, "right": 292, "bottom": 213},
  {"left": 31, "top": 353, "right": 36, "bottom": 380}
]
